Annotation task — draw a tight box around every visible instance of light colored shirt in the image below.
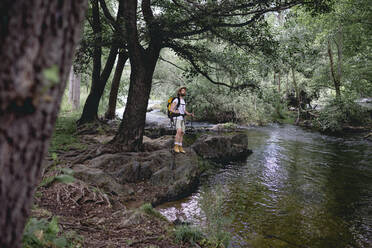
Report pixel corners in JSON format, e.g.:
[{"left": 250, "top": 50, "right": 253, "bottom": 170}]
[{"left": 173, "top": 97, "right": 186, "bottom": 120}]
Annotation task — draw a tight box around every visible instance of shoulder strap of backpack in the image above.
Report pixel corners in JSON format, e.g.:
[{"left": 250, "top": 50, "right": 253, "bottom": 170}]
[{"left": 176, "top": 97, "right": 181, "bottom": 109}]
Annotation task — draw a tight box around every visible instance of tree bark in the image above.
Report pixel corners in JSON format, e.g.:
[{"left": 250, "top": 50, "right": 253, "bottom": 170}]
[
  {"left": 327, "top": 39, "right": 341, "bottom": 98},
  {"left": 73, "top": 74, "right": 81, "bottom": 110},
  {"left": 335, "top": 27, "right": 343, "bottom": 95},
  {"left": 78, "top": 0, "right": 103, "bottom": 124},
  {"left": 291, "top": 67, "right": 300, "bottom": 125},
  {"left": 77, "top": 0, "right": 123, "bottom": 125},
  {"left": 105, "top": 50, "right": 128, "bottom": 119},
  {"left": 112, "top": 0, "right": 161, "bottom": 151},
  {"left": 69, "top": 67, "right": 74, "bottom": 103},
  {"left": 0, "top": 1, "right": 87, "bottom": 247},
  {"left": 69, "top": 66, "right": 81, "bottom": 110}
]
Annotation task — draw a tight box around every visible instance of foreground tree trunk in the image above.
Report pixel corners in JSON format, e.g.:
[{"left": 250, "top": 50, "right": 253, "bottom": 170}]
[
  {"left": 0, "top": 1, "right": 87, "bottom": 247},
  {"left": 111, "top": 0, "right": 161, "bottom": 151},
  {"left": 105, "top": 51, "right": 128, "bottom": 119}
]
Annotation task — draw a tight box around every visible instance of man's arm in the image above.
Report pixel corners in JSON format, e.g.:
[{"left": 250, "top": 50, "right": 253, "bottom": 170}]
[{"left": 185, "top": 110, "right": 194, "bottom": 117}]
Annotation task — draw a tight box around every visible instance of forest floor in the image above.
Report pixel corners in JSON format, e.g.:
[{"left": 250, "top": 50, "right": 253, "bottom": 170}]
[{"left": 30, "top": 120, "right": 194, "bottom": 248}]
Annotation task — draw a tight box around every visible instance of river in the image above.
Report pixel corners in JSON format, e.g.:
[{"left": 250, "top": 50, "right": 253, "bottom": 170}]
[{"left": 157, "top": 124, "right": 372, "bottom": 248}]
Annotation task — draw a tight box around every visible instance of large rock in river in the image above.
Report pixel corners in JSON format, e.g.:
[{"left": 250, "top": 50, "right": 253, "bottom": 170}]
[
  {"left": 72, "top": 133, "right": 252, "bottom": 206},
  {"left": 191, "top": 133, "right": 252, "bottom": 162}
]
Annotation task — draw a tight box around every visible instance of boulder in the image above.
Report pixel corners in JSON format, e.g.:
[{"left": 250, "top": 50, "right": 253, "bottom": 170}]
[
  {"left": 150, "top": 148, "right": 200, "bottom": 205},
  {"left": 191, "top": 133, "right": 252, "bottom": 162},
  {"left": 72, "top": 132, "right": 252, "bottom": 206},
  {"left": 73, "top": 164, "right": 130, "bottom": 195},
  {"left": 116, "top": 161, "right": 153, "bottom": 183},
  {"left": 142, "top": 135, "right": 174, "bottom": 151}
]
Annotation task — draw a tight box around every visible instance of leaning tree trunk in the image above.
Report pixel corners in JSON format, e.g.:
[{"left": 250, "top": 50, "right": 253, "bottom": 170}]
[
  {"left": 292, "top": 67, "right": 301, "bottom": 125},
  {"left": 77, "top": 42, "right": 118, "bottom": 124},
  {"left": 105, "top": 51, "right": 128, "bottom": 119},
  {"left": 77, "top": 0, "right": 102, "bottom": 124},
  {"left": 0, "top": 1, "right": 87, "bottom": 247},
  {"left": 78, "top": 0, "right": 123, "bottom": 125},
  {"left": 112, "top": 0, "right": 161, "bottom": 151},
  {"left": 327, "top": 39, "right": 341, "bottom": 98}
]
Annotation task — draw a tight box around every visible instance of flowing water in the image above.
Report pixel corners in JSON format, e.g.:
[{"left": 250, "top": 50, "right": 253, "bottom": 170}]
[{"left": 158, "top": 124, "right": 372, "bottom": 248}]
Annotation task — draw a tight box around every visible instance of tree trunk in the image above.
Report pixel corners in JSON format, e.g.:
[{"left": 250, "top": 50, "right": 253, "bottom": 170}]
[
  {"left": 105, "top": 51, "right": 128, "bottom": 119},
  {"left": 286, "top": 72, "right": 289, "bottom": 96},
  {"left": 69, "top": 66, "right": 81, "bottom": 110},
  {"left": 78, "top": 0, "right": 122, "bottom": 125},
  {"left": 327, "top": 39, "right": 341, "bottom": 98},
  {"left": 73, "top": 74, "right": 81, "bottom": 110},
  {"left": 69, "top": 66, "right": 74, "bottom": 103},
  {"left": 77, "top": 0, "right": 102, "bottom": 124},
  {"left": 274, "top": 71, "right": 281, "bottom": 94},
  {"left": 291, "top": 67, "right": 300, "bottom": 125},
  {"left": 112, "top": 60, "right": 158, "bottom": 151},
  {"left": 0, "top": 1, "right": 87, "bottom": 247},
  {"left": 112, "top": 0, "right": 161, "bottom": 151},
  {"left": 335, "top": 27, "right": 343, "bottom": 95},
  {"left": 78, "top": 43, "right": 118, "bottom": 124}
]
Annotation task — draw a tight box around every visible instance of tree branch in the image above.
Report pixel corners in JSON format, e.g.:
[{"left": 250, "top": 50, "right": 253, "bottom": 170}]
[
  {"left": 142, "top": 0, "right": 155, "bottom": 27},
  {"left": 99, "top": 0, "right": 116, "bottom": 26},
  {"left": 166, "top": 42, "right": 258, "bottom": 90},
  {"left": 159, "top": 56, "right": 187, "bottom": 72}
]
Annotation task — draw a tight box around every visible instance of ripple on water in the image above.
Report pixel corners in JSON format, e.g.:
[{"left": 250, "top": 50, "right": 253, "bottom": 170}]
[{"left": 157, "top": 125, "right": 372, "bottom": 248}]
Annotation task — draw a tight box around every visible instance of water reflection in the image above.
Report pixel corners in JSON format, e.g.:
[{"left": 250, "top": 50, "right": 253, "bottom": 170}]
[{"left": 157, "top": 125, "right": 372, "bottom": 248}]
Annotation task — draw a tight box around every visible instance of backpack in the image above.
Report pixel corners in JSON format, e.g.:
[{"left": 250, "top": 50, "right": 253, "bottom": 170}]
[{"left": 167, "top": 96, "right": 182, "bottom": 119}]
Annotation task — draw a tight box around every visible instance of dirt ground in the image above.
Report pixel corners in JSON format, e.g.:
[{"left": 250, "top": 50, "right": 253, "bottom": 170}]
[{"left": 32, "top": 130, "right": 192, "bottom": 248}]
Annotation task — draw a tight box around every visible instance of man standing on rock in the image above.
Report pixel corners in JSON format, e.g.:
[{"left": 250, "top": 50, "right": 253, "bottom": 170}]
[{"left": 170, "top": 86, "right": 194, "bottom": 153}]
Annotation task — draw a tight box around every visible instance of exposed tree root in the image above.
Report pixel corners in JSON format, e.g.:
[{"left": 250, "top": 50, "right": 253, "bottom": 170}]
[{"left": 71, "top": 144, "right": 116, "bottom": 164}]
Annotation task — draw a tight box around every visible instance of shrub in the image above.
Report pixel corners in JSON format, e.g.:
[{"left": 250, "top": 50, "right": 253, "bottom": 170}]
[
  {"left": 140, "top": 203, "right": 167, "bottom": 221},
  {"left": 49, "top": 115, "right": 86, "bottom": 153},
  {"left": 314, "top": 97, "right": 371, "bottom": 132},
  {"left": 199, "top": 186, "right": 234, "bottom": 248},
  {"left": 23, "top": 217, "right": 83, "bottom": 248},
  {"left": 173, "top": 225, "right": 203, "bottom": 244}
]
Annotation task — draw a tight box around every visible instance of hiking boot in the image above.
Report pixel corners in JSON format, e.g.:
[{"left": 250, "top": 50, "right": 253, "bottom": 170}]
[
  {"left": 179, "top": 146, "right": 186, "bottom": 154},
  {"left": 174, "top": 144, "right": 180, "bottom": 153}
]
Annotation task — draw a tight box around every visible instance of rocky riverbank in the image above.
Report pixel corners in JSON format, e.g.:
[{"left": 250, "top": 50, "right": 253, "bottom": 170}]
[{"left": 32, "top": 123, "right": 252, "bottom": 247}]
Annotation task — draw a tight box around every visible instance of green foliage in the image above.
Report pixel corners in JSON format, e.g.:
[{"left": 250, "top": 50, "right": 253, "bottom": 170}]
[
  {"left": 173, "top": 225, "right": 203, "bottom": 245},
  {"left": 221, "top": 122, "right": 238, "bottom": 130},
  {"left": 183, "top": 80, "right": 272, "bottom": 125},
  {"left": 43, "top": 65, "right": 60, "bottom": 85},
  {"left": 39, "top": 167, "right": 75, "bottom": 188},
  {"left": 49, "top": 114, "right": 86, "bottom": 153},
  {"left": 140, "top": 203, "right": 168, "bottom": 221},
  {"left": 314, "top": 97, "right": 371, "bottom": 132},
  {"left": 23, "top": 217, "right": 83, "bottom": 248},
  {"left": 199, "top": 186, "right": 233, "bottom": 248}
]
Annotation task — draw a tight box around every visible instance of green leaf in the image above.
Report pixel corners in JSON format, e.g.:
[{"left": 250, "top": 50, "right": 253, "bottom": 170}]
[
  {"left": 55, "top": 174, "right": 75, "bottom": 184},
  {"left": 61, "top": 168, "right": 74, "bottom": 176},
  {"left": 43, "top": 65, "right": 60, "bottom": 85},
  {"left": 39, "top": 175, "right": 56, "bottom": 188},
  {"left": 48, "top": 217, "right": 60, "bottom": 234},
  {"left": 54, "top": 237, "right": 68, "bottom": 248},
  {"left": 51, "top": 152, "right": 58, "bottom": 161}
]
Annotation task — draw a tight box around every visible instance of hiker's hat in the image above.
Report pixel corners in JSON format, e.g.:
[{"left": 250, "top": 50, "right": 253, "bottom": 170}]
[{"left": 177, "top": 86, "right": 187, "bottom": 94}]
